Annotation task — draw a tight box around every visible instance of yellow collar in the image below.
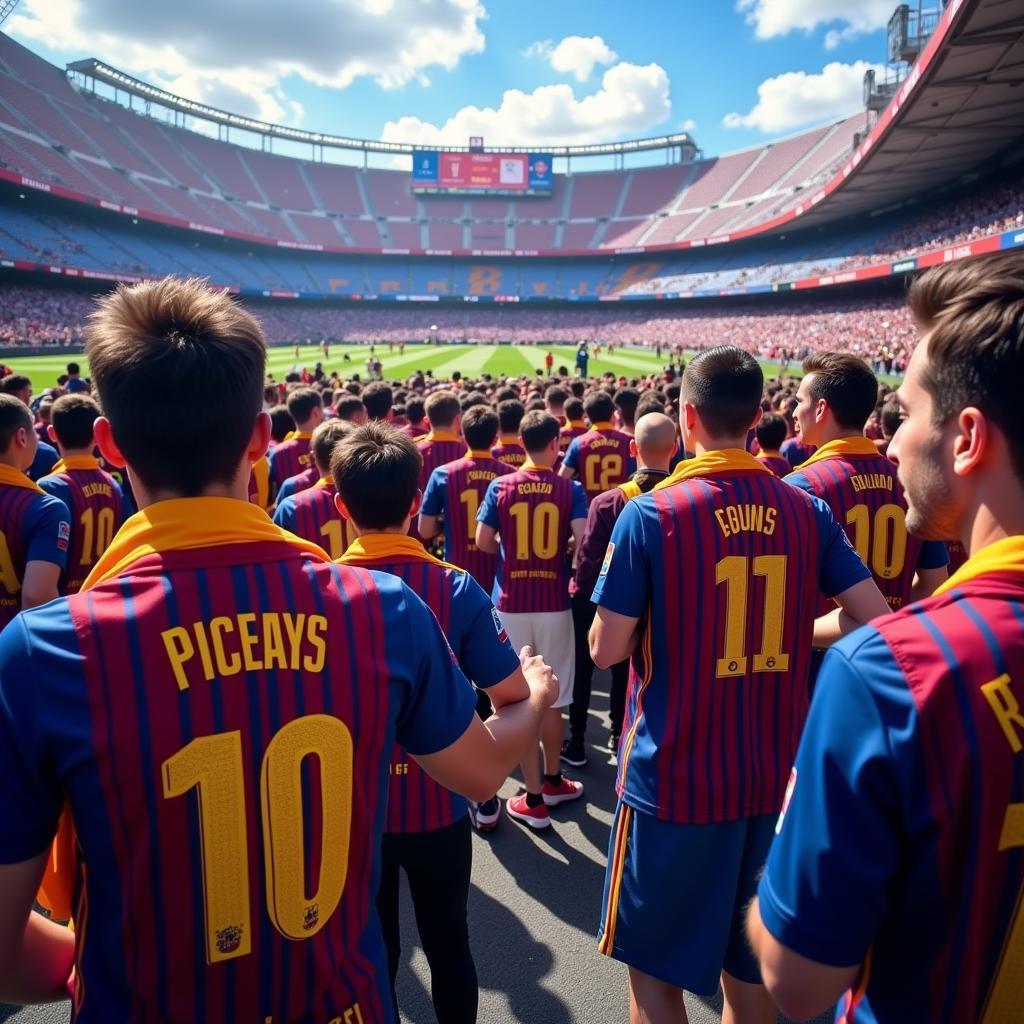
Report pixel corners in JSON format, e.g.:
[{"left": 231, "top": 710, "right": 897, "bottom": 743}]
[
  {"left": 282, "top": 430, "right": 313, "bottom": 443},
  {"left": 498, "top": 436, "right": 521, "bottom": 447},
  {"left": 0, "top": 462, "right": 42, "bottom": 493},
  {"left": 50, "top": 454, "right": 102, "bottom": 475},
  {"left": 935, "top": 535, "right": 1024, "bottom": 596},
  {"left": 467, "top": 449, "right": 493, "bottom": 459},
  {"left": 796, "top": 437, "right": 879, "bottom": 471},
  {"left": 654, "top": 448, "right": 772, "bottom": 491},
  {"left": 81, "top": 497, "right": 329, "bottom": 590},
  {"left": 756, "top": 451, "right": 784, "bottom": 461},
  {"left": 313, "top": 476, "right": 334, "bottom": 489},
  {"left": 522, "top": 461, "right": 552, "bottom": 473},
  {"left": 338, "top": 532, "right": 460, "bottom": 571},
  {"left": 564, "top": 420, "right": 585, "bottom": 429},
  {"left": 592, "top": 421, "right": 615, "bottom": 431},
  {"left": 422, "top": 430, "right": 460, "bottom": 443}
]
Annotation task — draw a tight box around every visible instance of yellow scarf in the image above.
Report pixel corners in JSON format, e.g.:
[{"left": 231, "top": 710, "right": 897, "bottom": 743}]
[
  {"left": 249, "top": 455, "right": 270, "bottom": 510},
  {"left": 935, "top": 535, "right": 1024, "bottom": 596},
  {"left": 468, "top": 449, "right": 493, "bottom": 459},
  {"left": 592, "top": 421, "right": 615, "bottom": 431},
  {"left": 795, "top": 436, "right": 880, "bottom": 472},
  {"left": 497, "top": 435, "right": 521, "bottom": 447},
  {"left": 654, "top": 448, "right": 772, "bottom": 492},
  {"left": 339, "top": 532, "right": 460, "bottom": 572},
  {"left": 0, "top": 462, "right": 43, "bottom": 493},
  {"left": 521, "top": 461, "right": 552, "bottom": 473},
  {"left": 563, "top": 420, "right": 585, "bottom": 430},
  {"left": 81, "top": 497, "right": 329, "bottom": 590},
  {"left": 281, "top": 430, "right": 313, "bottom": 444},
  {"left": 618, "top": 480, "right": 643, "bottom": 501},
  {"left": 419, "top": 430, "right": 460, "bottom": 444},
  {"left": 313, "top": 476, "right": 334, "bottom": 489},
  {"left": 49, "top": 454, "right": 102, "bottom": 476}
]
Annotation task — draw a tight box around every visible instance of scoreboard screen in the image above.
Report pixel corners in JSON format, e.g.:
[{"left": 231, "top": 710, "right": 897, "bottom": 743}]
[{"left": 411, "top": 151, "right": 553, "bottom": 196}]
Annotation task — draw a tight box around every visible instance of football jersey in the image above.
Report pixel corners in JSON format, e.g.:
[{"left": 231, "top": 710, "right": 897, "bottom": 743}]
[
  {"left": 0, "top": 465, "right": 71, "bottom": 629},
  {"left": 477, "top": 462, "right": 587, "bottom": 613},
  {"left": 416, "top": 430, "right": 466, "bottom": 490},
  {"left": 491, "top": 437, "right": 526, "bottom": 469},
  {"left": 39, "top": 455, "right": 129, "bottom": 595},
  {"left": 758, "top": 539, "right": 1024, "bottom": 1024},
  {"left": 401, "top": 423, "right": 429, "bottom": 440},
  {"left": 28, "top": 438, "right": 58, "bottom": 482},
  {"left": 273, "top": 478, "right": 356, "bottom": 560},
  {"left": 562, "top": 422, "right": 635, "bottom": 503},
  {"left": 339, "top": 534, "right": 519, "bottom": 833},
  {"left": 592, "top": 450, "right": 869, "bottom": 824},
  {"left": 247, "top": 456, "right": 270, "bottom": 511},
  {"left": 780, "top": 437, "right": 814, "bottom": 468},
  {"left": 267, "top": 431, "right": 313, "bottom": 493},
  {"left": 559, "top": 420, "right": 587, "bottom": 453},
  {"left": 0, "top": 497, "right": 476, "bottom": 1024},
  {"left": 755, "top": 453, "right": 791, "bottom": 479},
  {"left": 420, "top": 450, "right": 513, "bottom": 592},
  {"left": 785, "top": 438, "right": 948, "bottom": 614},
  {"left": 275, "top": 464, "right": 320, "bottom": 505}
]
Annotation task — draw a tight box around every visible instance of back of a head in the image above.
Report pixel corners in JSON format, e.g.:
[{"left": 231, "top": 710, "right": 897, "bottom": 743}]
[
  {"left": 86, "top": 277, "right": 265, "bottom": 495},
  {"left": 50, "top": 393, "right": 101, "bottom": 451},
  {"left": 0, "top": 375, "right": 30, "bottom": 397},
  {"left": 406, "top": 396, "right": 425, "bottom": 424},
  {"left": 269, "top": 405, "right": 295, "bottom": 443},
  {"left": 519, "top": 410, "right": 560, "bottom": 454},
  {"left": 545, "top": 385, "right": 568, "bottom": 409},
  {"left": 908, "top": 251, "right": 1024, "bottom": 479},
  {"left": 67, "top": 362, "right": 81, "bottom": 375},
  {"left": 335, "top": 395, "right": 367, "bottom": 423},
  {"left": 634, "top": 412, "right": 677, "bottom": 462},
  {"left": 361, "top": 381, "right": 393, "bottom": 421},
  {"left": 424, "top": 390, "right": 460, "bottom": 429},
  {"left": 462, "top": 405, "right": 499, "bottom": 452},
  {"left": 286, "top": 386, "right": 323, "bottom": 427},
  {"left": 564, "top": 397, "right": 584, "bottom": 422},
  {"left": 460, "top": 390, "right": 489, "bottom": 412},
  {"left": 311, "top": 419, "right": 353, "bottom": 475},
  {"left": 880, "top": 398, "right": 902, "bottom": 439},
  {"left": 583, "top": 391, "right": 615, "bottom": 425},
  {"left": 755, "top": 411, "right": 788, "bottom": 452},
  {"left": 495, "top": 386, "right": 518, "bottom": 404},
  {"left": 331, "top": 422, "right": 422, "bottom": 530},
  {"left": 0, "top": 393, "right": 33, "bottom": 452},
  {"left": 498, "top": 399, "right": 525, "bottom": 436},
  {"left": 802, "top": 352, "right": 878, "bottom": 432},
  {"left": 682, "top": 346, "right": 763, "bottom": 439},
  {"left": 613, "top": 387, "right": 640, "bottom": 428}
]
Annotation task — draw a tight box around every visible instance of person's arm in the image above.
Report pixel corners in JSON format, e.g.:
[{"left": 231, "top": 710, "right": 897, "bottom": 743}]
[
  {"left": 812, "top": 578, "right": 890, "bottom": 648},
  {"left": 418, "top": 514, "right": 441, "bottom": 541},
  {"left": 911, "top": 566, "right": 948, "bottom": 602},
  {"left": 558, "top": 439, "right": 579, "bottom": 479},
  {"left": 590, "top": 606, "right": 641, "bottom": 668},
  {"left": 474, "top": 479, "right": 501, "bottom": 555},
  {"left": 21, "top": 498, "right": 69, "bottom": 610},
  {"left": 475, "top": 523, "right": 499, "bottom": 555},
  {"left": 418, "top": 469, "right": 445, "bottom": 541},
  {"left": 568, "top": 482, "right": 588, "bottom": 549},
  {"left": 21, "top": 562, "right": 61, "bottom": 611},
  {"left": 557, "top": 464, "right": 575, "bottom": 479}
]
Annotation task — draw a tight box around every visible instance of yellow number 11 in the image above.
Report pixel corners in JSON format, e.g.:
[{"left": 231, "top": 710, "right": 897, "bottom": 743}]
[{"left": 715, "top": 554, "right": 790, "bottom": 678}]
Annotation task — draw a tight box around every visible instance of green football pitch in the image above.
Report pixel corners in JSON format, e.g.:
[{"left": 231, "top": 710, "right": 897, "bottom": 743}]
[{"left": 2, "top": 343, "right": 900, "bottom": 389}]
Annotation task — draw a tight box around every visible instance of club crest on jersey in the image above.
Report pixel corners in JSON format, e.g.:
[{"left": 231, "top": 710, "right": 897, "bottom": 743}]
[
  {"left": 599, "top": 543, "right": 615, "bottom": 577},
  {"left": 491, "top": 608, "right": 508, "bottom": 643},
  {"left": 57, "top": 521, "right": 70, "bottom": 551},
  {"left": 775, "top": 767, "right": 797, "bottom": 836},
  {"left": 216, "top": 924, "right": 243, "bottom": 955},
  {"left": 302, "top": 904, "right": 319, "bottom": 931}
]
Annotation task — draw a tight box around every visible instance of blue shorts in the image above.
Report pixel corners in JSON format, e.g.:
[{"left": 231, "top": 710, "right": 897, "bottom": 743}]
[{"left": 598, "top": 800, "right": 776, "bottom": 993}]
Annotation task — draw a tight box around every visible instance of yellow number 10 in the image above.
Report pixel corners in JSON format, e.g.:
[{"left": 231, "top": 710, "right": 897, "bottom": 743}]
[
  {"left": 715, "top": 555, "right": 790, "bottom": 678},
  {"left": 459, "top": 488, "right": 480, "bottom": 541},
  {"left": 162, "top": 715, "right": 353, "bottom": 964},
  {"left": 509, "top": 501, "right": 559, "bottom": 560},
  {"left": 845, "top": 503, "right": 907, "bottom": 580}
]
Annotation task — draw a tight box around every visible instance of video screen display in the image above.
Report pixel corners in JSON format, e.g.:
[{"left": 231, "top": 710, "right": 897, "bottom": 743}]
[{"left": 411, "top": 151, "right": 553, "bottom": 196}]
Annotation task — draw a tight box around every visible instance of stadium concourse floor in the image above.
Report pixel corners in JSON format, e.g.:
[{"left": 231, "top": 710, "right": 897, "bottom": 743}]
[{"left": 1, "top": 674, "right": 830, "bottom": 1024}]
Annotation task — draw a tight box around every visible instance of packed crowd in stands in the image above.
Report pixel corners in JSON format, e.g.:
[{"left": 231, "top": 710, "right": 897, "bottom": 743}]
[{"left": 0, "top": 283, "right": 89, "bottom": 347}]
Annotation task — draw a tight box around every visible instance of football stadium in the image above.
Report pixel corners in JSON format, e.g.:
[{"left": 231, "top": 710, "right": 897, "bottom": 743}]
[{"left": 0, "top": 0, "right": 1022, "bottom": 1022}]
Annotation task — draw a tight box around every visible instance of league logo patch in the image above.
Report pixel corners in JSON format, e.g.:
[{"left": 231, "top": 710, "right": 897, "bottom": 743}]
[
  {"left": 599, "top": 543, "right": 615, "bottom": 577},
  {"left": 215, "top": 924, "right": 243, "bottom": 955},
  {"left": 302, "top": 904, "right": 319, "bottom": 931},
  {"left": 775, "top": 767, "right": 797, "bottom": 836},
  {"left": 56, "top": 521, "right": 70, "bottom": 552},
  {"left": 491, "top": 608, "right": 508, "bottom": 644}
]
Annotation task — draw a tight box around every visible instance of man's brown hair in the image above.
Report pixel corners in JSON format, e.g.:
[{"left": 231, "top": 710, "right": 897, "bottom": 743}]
[
  {"left": 331, "top": 423, "right": 421, "bottom": 530},
  {"left": 801, "top": 352, "right": 878, "bottom": 431},
  {"left": 908, "top": 252, "right": 1024, "bottom": 479},
  {"left": 0, "top": 394, "right": 33, "bottom": 452},
  {"left": 286, "top": 387, "right": 323, "bottom": 426},
  {"left": 519, "top": 410, "right": 561, "bottom": 453},
  {"left": 682, "top": 346, "right": 763, "bottom": 439},
  {"left": 424, "top": 390, "right": 460, "bottom": 429},
  {"left": 86, "top": 277, "right": 266, "bottom": 495},
  {"left": 50, "top": 393, "right": 101, "bottom": 450},
  {"left": 311, "top": 420, "right": 353, "bottom": 475}
]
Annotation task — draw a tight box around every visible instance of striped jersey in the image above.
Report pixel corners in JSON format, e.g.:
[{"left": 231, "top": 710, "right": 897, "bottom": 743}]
[
  {"left": 39, "top": 456, "right": 129, "bottom": 594},
  {"left": 786, "top": 443, "right": 948, "bottom": 613},
  {"left": 478, "top": 463, "right": 587, "bottom": 613},
  {"left": 420, "top": 451, "right": 513, "bottom": 592},
  {"left": 780, "top": 437, "right": 814, "bottom": 468},
  {"left": 559, "top": 421, "right": 587, "bottom": 453},
  {"left": 592, "top": 460, "right": 869, "bottom": 823},
  {"left": 416, "top": 431, "right": 466, "bottom": 490},
  {"left": 0, "top": 532, "right": 476, "bottom": 1023},
  {"left": 755, "top": 453, "right": 791, "bottom": 479},
  {"left": 273, "top": 480, "right": 356, "bottom": 560},
  {"left": 562, "top": 423, "right": 635, "bottom": 503},
  {"left": 275, "top": 464, "right": 320, "bottom": 505},
  {"left": 491, "top": 437, "right": 526, "bottom": 469},
  {"left": 267, "top": 432, "right": 313, "bottom": 492},
  {"left": 759, "top": 554, "right": 1024, "bottom": 1023}
]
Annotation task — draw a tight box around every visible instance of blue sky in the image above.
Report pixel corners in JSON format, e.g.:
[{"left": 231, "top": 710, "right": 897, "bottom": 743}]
[{"left": 6, "top": 0, "right": 892, "bottom": 163}]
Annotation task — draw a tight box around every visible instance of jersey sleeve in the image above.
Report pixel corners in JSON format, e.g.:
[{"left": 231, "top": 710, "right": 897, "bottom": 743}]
[
  {"left": 591, "top": 498, "right": 651, "bottom": 618},
  {"left": 757, "top": 628, "right": 910, "bottom": 967},
  {"left": 476, "top": 479, "right": 501, "bottom": 530},
  {"left": 451, "top": 572, "right": 520, "bottom": 688},
  {"left": 562, "top": 438, "right": 581, "bottom": 472},
  {"left": 26, "top": 495, "right": 70, "bottom": 570},
  {"left": 569, "top": 480, "right": 588, "bottom": 522},
  {"left": 810, "top": 495, "right": 871, "bottom": 598},
  {"left": 271, "top": 498, "right": 297, "bottom": 533},
  {"left": 420, "top": 467, "right": 447, "bottom": 518},
  {"left": 916, "top": 539, "right": 950, "bottom": 571},
  {"left": 389, "top": 578, "right": 478, "bottom": 757},
  {"left": 0, "top": 615, "right": 64, "bottom": 861},
  {"left": 782, "top": 470, "right": 814, "bottom": 496},
  {"left": 38, "top": 476, "right": 72, "bottom": 517}
]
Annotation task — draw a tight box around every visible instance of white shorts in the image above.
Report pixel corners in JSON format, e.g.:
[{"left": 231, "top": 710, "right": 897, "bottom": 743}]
[{"left": 496, "top": 609, "right": 575, "bottom": 709}]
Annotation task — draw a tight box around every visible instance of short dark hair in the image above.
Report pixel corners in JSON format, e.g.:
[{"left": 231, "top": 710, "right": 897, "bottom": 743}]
[
  {"left": 67, "top": 362, "right": 81, "bottom": 375},
  {"left": 460, "top": 390, "right": 489, "bottom": 412},
  {"left": 498, "top": 399, "right": 525, "bottom": 435},
  {"left": 520, "top": 410, "right": 560, "bottom": 453},
  {"left": 0, "top": 394, "right": 33, "bottom": 451},
  {"left": 462, "top": 405, "right": 499, "bottom": 451},
  {"left": 880, "top": 398, "right": 901, "bottom": 438},
  {"left": 335, "top": 395, "right": 367, "bottom": 421},
  {"left": 583, "top": 391, "right": 614, "bottom": 424},
  {"left": 86, "top": 277, "right": 265, "bottom": 495},
  {"left": 406, "top": 396, "right": 425, "bottom": 424},
  {"left": 909, "top": 252, "right": 1024, "bottom": 481},
  {"left": 50, "top": 393, "right": 100, "bottom": 450},
  {"left": 682, "top": 346, "right": 763, "bottom": 439},
  {"left": 269, "top": 405, "right": 295, "bottom": 443},
  {"left": 754, "top": 411, "right": 787, "bottom": 451},
  {"left": 802, "top": 352, "right": 878, "bottom": 431},
  {"left": 425, "top": 390, "right": 460, "bottom": 428},
  {"left": 565, "top": 397, "right": 584, "bottom": 421},
  {"left": 286, "top": 387, "right": 323, "bottom": 425},
  {"left": 311, "top": 419, "right": 352, "bottom": 474},
  {"left": 495, "top": 386, "right": 519, "bottom": 403},
  {"left": 545, "top": 385, "right": 569, "bottom": 407},
  {"left": 362, "top": 381, "right": 393, "bottom": 420},
  {"left": 635, "top": 394, "right": 666, "bottom": 420},
  {"left": 0, "top": 375, "right": 30, "bottom": 395},
  {"left": 331, "top": 423, "right": 421, "bottom": 530},
  {"left": 613, "top": 387, "right": 640, "bottom": 428}
]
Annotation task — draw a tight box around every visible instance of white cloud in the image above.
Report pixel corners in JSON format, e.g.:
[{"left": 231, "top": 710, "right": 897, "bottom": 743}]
[
  {"left": 381, "top": 61, "right": 670, "bottom": 148},
  {"left": 680, "top": 117, "right": 697, "bottom": 132},
  {"left": 723, "top": 60, "right": 879, "bottom": 133},
  {"left": 737, "top": 0, "right": 893, "bottom": 45},
  {"left": 6, "top": 0, "right": 487, "bottom": 125},
  {"left": 524, "top": 34, "right": 617, "bottom": 81}
]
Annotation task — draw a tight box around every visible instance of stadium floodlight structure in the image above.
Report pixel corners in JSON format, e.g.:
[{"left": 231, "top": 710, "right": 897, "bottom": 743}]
[{"left": 0, "top": 0, "right": 20, "bottom": 27}]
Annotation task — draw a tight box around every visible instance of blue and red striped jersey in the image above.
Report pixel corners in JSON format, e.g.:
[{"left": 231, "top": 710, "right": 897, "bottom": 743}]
[
  {"left": 559, "top": 422, "right": 587, "bottom": 453},
  {"left": 416, "top": 431, "right": 466, "bottom": 491},
  {"left": 0, "top": 540, "right": 476, "bottom": 1024},
  {"left": 275, "top": 464, "right": 320, "bottom": 505},
  {"left": 273, "top": 480, "right": 356, "bottom": 560},
  {"left": 477, "top": 463, "right": 587, "bottom": 612},
  {"left": 592, "top": 464, "right": 869, "bottom": 823},
  {"left": 491, "top": 437, "right": 526, "bottom": 469},
  {"left": 786, "top": 444, "right": 948, "bottom": 613},
  {"left": 28, "top": 439, "right": 58, "bottom": 481},
  {"left": 267, "top": 432, "right": 313, "bottom": 492},
  {"left": 562, "top": 423, "right": 635, "bottom": 503},
  {"left": 39, "top": 458, "right": 129, "bottom": 594},
  {"left": 339, "top": 538, "right": 519, "bottom": 833},
  {"left": 759, "top": 560, "right": 1024, "bottom": 1024},
  {"left": 780, "top": 437, "right": 814, "bottom": 468},
  {"left": 755, "top": 453, "right": 791, "bottom": 479},
  {"left": 420, "top": 452, "right": 513, "bottom": 592},
  {"left": 0, "top": 476, "right": 70, "bottom": 628}
]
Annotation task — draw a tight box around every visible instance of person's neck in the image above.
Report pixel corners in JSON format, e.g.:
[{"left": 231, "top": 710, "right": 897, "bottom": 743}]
[
  {"left": 691, "top": 438, "right": 749, "bottom": 456},
  {"left": 352, "top": 524, "right": 410, "bottom": 537},
  {"left": 635, "top": 460, "right": 670, "bottom": 474},
  {"left": 58, "top": 446, "right": 94, "bottom": 459},
  {"left": 294, "top": 422, "right": 316, "bottom": 435},
  {"left": 964, "top": 487, "right": 1024, "bottom": 557},
  {"left": 0, "top": 453, "right": 28, "bottom": 472},
  {"left": 760, "top": 448, "right": 783, "bottom": 459},
  {"left": 816, "top": 424, "right": 862, "bottom": 446},
  {"left": 525, "top": 453, "right": 554, "bottom": 469},
  {"left": 131, "top": 474, "right": 250, "bottom": 511}
]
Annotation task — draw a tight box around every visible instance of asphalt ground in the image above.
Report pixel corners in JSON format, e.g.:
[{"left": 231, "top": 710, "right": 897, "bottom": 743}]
[{"left": 1, "top": 672, "right": 831, "bottom": 1024}]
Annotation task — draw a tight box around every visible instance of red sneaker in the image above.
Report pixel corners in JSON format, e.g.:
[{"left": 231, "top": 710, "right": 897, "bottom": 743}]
[
  {"left": 542, "top": 776, "right": 585, "bottom": 806},
  {"left": 506, "top": 793, "right": 551, "bottom": 829}
]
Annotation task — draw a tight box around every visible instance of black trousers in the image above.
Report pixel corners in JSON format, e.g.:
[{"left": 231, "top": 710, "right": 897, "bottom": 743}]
[
  {"left": 570, "top": 591, "right": 629, "bottom": 740},
  {"left": 376, "top": 816, "right": 477, "bottom": 1024}
]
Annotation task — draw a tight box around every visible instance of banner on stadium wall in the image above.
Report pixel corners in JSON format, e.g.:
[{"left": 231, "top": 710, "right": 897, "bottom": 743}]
[
  {"left": 1001, "top": 227, "right": 1024, "bottom": 251},
  {"left": 411, "top": 151, "right": 554, "bottom": 196}
]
